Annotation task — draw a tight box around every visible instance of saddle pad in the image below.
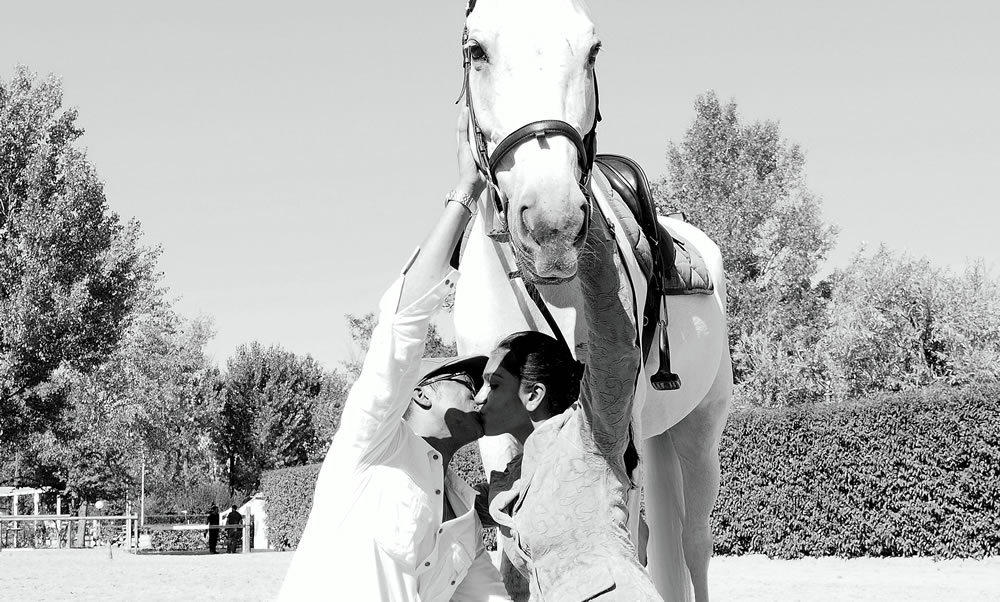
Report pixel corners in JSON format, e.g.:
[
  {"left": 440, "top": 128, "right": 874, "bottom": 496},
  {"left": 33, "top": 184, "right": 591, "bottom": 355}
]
[{"left": 660, "top": 223, "right": 714, "bottom": 295}]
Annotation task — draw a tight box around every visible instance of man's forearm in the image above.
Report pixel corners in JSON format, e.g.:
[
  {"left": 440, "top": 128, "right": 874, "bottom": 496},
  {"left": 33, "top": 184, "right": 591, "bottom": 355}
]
[{"left": 397, "top": 199, "right": 474, "bottom": 309}]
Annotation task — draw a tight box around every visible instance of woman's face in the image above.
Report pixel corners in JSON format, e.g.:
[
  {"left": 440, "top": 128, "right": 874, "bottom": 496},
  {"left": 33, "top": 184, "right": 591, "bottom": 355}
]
[{"left": 476, "top": 348, "right": 532, "bottom": 436}]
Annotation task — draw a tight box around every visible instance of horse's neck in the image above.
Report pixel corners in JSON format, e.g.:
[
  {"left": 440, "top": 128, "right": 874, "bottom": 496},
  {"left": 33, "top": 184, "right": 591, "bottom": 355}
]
[{"left": 453, "top": 210, "right": 586, "bottom": 360}]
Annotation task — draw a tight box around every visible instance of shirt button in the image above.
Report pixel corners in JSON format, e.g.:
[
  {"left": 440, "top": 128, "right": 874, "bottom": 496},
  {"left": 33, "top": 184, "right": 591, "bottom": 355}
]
[
  {"left": 438, "top": 528, "right": 443, "bottom": 534},
  {"left": 425, "top": 561, "right": 431, "bottom": 567},
  {"left": 435, "top": 489, "right": 441, "bottom": 495},
  {"left": 432, "top": 454, "right": 439, "bottom": 460},
  {"left": 451, "top": 580, "right": 456, "bottom": 585}
]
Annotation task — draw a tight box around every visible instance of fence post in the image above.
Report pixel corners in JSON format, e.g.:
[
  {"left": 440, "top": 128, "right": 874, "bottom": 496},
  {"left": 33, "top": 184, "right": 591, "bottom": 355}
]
[
  {"left": 125, "top": 515, "right": 132, "bottom": 552},
  {"left": 242, "top": 523, "right": 250, "bottom": 553},
  {"left": 56, "top": 496, "right": 62, "bottom": 549}
]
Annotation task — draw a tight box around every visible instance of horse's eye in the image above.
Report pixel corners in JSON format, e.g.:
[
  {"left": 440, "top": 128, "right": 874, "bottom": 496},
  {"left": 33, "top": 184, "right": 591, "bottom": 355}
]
[
  {"left": 588, "top": 43, "right": 602, "bottom": 66},
  {"left": 467, "top": 41, "right": 488, "bottom": 63}
]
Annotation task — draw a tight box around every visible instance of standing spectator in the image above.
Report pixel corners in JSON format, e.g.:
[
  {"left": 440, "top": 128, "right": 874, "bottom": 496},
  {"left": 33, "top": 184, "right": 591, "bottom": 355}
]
[
  {"left": 207, "top": 504, "right": 220, "bottom": 554},
  {"left": 225, "top": 505, "right": 243, "bottom": 553}
]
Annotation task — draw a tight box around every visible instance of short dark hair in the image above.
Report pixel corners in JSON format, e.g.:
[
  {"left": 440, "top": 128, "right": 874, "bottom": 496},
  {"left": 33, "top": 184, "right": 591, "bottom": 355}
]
[{"left": 495, "top": 331, "right": 584, "bottom": 415}]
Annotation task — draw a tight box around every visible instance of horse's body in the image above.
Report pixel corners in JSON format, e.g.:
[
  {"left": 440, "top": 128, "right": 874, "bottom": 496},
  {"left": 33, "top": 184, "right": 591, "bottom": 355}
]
[{"left": 452, "top": 1, "right": 732, "bottom": 600}]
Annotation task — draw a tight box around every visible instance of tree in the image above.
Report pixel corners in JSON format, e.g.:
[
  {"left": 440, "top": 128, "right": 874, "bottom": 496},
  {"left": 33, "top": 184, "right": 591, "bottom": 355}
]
[
  {"left": 820, "top": 247, "right": 1000, "bottom": 400},
  {"left": 217, "top": 343, "right": 336, "bottom": 492},
  {"left": 654, "top": 91, "right": 838, "bottom": 406},
  {"left": 343, "top": 312, "right": 457, "bottom": 378},
  {"left": 309, "top": 371, "right": 351, "bottom": 462},
  {"left": 11, "top": 310, "right": 221, "bottom": 509},
  {"left": 0, "top": 66, "right": 155, "bottom": 445}
]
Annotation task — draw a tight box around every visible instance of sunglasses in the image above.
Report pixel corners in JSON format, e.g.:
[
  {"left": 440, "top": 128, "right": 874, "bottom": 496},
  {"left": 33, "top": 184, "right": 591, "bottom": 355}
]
[{"left": 412, "top": 373, "right": 479, "bottom": 409}]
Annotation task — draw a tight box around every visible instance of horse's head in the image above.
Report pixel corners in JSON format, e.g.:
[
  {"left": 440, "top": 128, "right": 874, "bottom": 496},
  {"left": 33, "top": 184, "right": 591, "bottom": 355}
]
[{"left": 464, "top": 0, "right": 601, "bottom": 283}]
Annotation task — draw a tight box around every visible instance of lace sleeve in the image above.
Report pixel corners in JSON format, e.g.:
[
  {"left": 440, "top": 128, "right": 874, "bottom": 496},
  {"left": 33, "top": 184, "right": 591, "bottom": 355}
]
[{"left": 576, "top": 220, "right": 640, "bottom": 459}]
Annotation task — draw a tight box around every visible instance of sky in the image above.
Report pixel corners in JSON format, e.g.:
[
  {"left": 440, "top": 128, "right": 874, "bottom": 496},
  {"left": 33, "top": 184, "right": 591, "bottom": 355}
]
[{"left": 2, "top": 0, "right": 997, "bottom": 372}]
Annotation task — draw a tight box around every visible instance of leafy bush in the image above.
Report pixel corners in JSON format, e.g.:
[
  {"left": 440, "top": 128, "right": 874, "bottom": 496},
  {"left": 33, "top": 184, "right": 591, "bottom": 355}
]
[
  {"left": 713, "top": 381, "right": 1000, "bottom": 558},
  {"left": 148, "top": 529, "right": 208, "bottom": 552},
  {"left": 820, "top": 251, "right": 1000, "bottom": 400},
  {"left": 145, "top": 481, "right": 247, "bottom": 517},
  {"left": 260, "top": 463, "right": 322, "bottom": 551}
]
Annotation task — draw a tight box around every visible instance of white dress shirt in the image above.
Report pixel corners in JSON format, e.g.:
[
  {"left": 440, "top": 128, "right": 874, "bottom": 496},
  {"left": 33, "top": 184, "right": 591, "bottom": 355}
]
[{"left": 279, "top": 263, "right": 509, "bottom": 602}]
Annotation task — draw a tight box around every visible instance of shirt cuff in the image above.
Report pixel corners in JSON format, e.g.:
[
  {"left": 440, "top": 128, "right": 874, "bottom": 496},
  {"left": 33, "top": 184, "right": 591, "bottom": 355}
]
[{"left": 377, "top": 250, "right": 460, "bottom": 318}]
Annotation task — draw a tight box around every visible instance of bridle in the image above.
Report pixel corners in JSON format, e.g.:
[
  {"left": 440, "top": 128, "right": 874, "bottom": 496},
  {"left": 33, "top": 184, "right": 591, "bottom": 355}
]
[
  {"left": 457, "top": 0, "right": 602, "bottom": 245},
  {"left": 456, "top": 0, "right": 604, "bottom": 358}
]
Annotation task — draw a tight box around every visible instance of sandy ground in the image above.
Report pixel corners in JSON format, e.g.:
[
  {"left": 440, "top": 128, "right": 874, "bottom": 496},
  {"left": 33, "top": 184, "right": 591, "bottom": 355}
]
[{"left": 0, "top": 548, "right": 998, "bottom": 601}]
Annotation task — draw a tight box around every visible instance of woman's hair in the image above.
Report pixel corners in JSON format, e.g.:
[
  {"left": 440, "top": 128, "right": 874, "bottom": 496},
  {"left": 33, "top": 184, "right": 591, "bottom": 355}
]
[{"left": 495, "top": 331, "right": 585, "bottom": 415}]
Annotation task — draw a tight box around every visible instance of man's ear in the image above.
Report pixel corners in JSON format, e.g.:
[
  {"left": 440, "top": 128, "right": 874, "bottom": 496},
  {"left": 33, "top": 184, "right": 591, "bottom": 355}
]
[
  {"left": 412, "top": 387, "right": 432, "bottom": 410},
  {"left": 522, "top": 382, "right": 547, "bottom": 412}
]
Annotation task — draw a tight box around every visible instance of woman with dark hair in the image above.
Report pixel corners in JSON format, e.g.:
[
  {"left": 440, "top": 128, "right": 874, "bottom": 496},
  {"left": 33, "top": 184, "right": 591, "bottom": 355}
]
[{"left": 477, "top": 210, "right": 661, "bottom": 600}]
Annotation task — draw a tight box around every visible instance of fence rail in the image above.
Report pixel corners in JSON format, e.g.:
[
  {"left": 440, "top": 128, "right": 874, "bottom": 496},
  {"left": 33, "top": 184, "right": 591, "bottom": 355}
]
[
  {"left": 0, "top": 515, "right": 137, "bottom": 550},
  {"left": 1, "top": 514, "right": 252, "bottom": 554}
]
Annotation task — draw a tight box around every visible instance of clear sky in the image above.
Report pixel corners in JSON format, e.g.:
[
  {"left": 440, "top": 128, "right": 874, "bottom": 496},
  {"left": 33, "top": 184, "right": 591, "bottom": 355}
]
[{"left": 2, "top": 0, "right": 997, "bottom": 372}]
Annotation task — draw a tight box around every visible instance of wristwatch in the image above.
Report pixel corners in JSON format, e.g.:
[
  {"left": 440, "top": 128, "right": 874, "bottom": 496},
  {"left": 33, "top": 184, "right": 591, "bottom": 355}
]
[{"left": 445, "top": 189, "right": 477, "bottom": 214}]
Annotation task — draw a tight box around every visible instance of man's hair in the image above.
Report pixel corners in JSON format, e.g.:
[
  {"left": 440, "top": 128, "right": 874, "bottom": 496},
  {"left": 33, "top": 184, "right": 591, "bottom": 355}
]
[{"left": 495, "top": 331, "right": 585, "bottom": 415}]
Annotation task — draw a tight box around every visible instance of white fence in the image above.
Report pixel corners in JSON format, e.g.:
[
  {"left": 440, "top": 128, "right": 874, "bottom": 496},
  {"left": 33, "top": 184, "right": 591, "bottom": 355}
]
[{"left": 0, "top": 514, "right": 137, "bottom": 550}]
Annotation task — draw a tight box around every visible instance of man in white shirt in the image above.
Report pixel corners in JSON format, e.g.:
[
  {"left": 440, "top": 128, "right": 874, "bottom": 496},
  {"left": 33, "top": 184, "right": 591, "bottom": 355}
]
[{"left": 278, "top": 110, "right": 510, "bottom": 602}]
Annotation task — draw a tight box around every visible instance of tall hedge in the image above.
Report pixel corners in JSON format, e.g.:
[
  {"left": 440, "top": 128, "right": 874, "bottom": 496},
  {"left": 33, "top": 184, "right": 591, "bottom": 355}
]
[
  {"left": 263, "top": 384, "right": 999, "bottom": 558},
  {"left": 261, "top": 463, "right": 322, "bottom": 551},
  {"left": 713, "top": 381, "right": 1000, "bottom": 558},
  {"left": 260, "top": 443, "right": 489, "bottom": 552}
]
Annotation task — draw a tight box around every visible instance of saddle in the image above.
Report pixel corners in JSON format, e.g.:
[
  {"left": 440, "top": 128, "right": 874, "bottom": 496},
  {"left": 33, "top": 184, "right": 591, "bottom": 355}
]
[{"left": 595, "top": 154, "right": 714, "bottom": 391}]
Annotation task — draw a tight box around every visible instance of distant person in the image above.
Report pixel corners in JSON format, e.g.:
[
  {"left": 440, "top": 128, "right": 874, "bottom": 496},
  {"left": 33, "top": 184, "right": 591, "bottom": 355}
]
[
  {"left": 207, "top": 504, "right": 220, "bottom": 554},
  {"left": 278, "top": 109, "right": 508, "bottom": 601},
  {"left": 226, "top": 505, "right": 243, "bottom": 553}
]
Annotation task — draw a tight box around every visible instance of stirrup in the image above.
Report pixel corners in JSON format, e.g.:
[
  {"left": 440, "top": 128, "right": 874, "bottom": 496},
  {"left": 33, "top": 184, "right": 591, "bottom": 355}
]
[{"left": 650, "top": 317, "right": 681, "bottom": 391}]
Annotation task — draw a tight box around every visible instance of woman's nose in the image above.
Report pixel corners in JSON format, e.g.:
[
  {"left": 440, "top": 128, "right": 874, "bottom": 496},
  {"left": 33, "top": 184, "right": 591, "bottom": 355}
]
[{"left": 474, "top": 385, "right": 488, "bottom": 407}]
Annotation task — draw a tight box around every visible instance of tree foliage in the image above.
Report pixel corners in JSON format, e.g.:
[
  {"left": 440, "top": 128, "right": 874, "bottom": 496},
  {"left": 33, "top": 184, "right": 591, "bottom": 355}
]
[
  {"left": 9, "top": 309, "right": 222, "bottom": 508},
  {"left": 654, "top": 91, "right": 838, "bottom": 406},
  {"left": 0, "top": 66, "right": 154, "bottom": 443},
  {"left": 820, "top": 247, "right": 1000, "bottom": 399},
  {"left": 216, "top": 342, "right": 342, "bottom": 493},
  {"left": 343, "top": 312, "right": 457, "bottom": 378}
]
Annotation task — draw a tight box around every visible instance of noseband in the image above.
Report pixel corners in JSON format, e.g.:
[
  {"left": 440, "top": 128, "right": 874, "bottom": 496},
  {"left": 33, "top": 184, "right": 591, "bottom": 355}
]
[{"left": 458, "top": 19, "right": 601, "bottom": 243}]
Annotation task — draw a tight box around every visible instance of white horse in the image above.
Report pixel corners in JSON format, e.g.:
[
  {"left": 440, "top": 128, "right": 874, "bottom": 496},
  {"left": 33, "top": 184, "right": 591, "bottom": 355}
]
[{"left": 452, "top": 1, "right": 732, "bottom": 601}]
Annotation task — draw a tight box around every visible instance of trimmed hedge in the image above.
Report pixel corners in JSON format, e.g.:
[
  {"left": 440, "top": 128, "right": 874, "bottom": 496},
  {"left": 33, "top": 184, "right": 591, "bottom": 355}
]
[
  {"left": 263, "top": 383, "right": 999, "bottom": 558},
  {"left": 261, "top": 463, "right": 322, "bottom": 551},
  {"left": 261, "top": 443, "right": 493, "bottom": 552},
  {"left": 713, "top": 381, "right": 1000, "bottom": 558},
  {"left": 148, "top": 529, "right": 210, "bottom": 552}
]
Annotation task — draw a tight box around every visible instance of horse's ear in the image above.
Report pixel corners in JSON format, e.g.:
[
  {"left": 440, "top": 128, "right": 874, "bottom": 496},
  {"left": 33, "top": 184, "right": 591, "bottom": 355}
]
[{"left": 466, "top": 0, "right": 477, "bottom": 16}]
